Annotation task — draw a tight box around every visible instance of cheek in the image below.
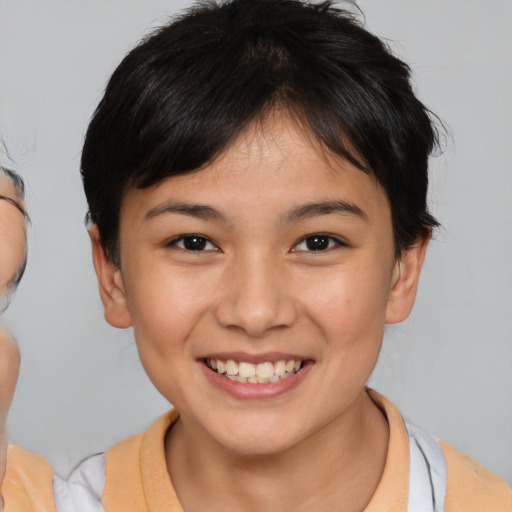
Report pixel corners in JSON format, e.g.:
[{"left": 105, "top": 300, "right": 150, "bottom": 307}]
[
  {"left": 124, "top": 264, "right": 217, "bottom": 357},
  {"left": 125, "top": 274, "right": 209, "bottom": 401},
  {"left": 0, "top": 332, "right": 19, "bottom": 417},
  {"left": 302, "top": 264, "right": 391, "bottom": 348},
  {"left": 0, "top": 217, "right": 26, "bottom": 289}
]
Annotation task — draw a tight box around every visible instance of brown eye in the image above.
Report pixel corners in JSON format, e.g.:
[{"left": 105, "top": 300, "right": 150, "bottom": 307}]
[
  {"left": 294, "top": 234, "right": 343, "bottom": 252},
  {"left": 305, "top": 235, "right": 330, "bottom": 251},
  {"left": 168, "top": 235, "right": 217, "bottom": 251},
  {"left": 183, "top": 235, "right": 207, "bottom": 250}
]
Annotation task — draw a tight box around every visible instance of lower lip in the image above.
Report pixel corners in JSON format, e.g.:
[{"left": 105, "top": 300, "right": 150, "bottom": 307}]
[{"left": 199, "top": 360, "right": 313, "bottom": 400}]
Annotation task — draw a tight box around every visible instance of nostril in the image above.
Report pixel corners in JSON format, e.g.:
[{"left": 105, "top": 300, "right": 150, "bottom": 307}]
[{"left": 214, "top": 294, "right": 298, "bottom": 338}]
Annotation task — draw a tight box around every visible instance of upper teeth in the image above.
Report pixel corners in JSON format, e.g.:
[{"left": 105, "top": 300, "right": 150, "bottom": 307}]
[{"left": 206, "top": 358, "right": 302, "bottom": 383}]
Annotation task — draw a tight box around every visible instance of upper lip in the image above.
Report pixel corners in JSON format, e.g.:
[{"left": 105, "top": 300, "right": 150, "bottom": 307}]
[{"left": 200, "top": 352, "right": 310, "bottom": 364}]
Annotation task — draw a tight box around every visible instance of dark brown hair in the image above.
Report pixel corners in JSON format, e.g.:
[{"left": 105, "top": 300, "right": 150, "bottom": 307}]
[{"left": 82, "top": 0, "right": 440, "bottom": 264}]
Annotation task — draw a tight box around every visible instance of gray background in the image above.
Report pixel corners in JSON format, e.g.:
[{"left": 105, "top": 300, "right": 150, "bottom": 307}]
[{"left": 1, "top": 0, "right": 511, "bottom": 484}]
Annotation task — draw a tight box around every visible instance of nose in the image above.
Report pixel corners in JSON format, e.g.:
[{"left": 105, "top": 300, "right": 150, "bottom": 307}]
[{"left": 214, "top": 253, "right": 298, "bottom": 338}]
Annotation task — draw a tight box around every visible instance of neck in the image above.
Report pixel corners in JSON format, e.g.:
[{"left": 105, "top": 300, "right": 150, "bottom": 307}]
[{"left": 166, "top": 391, "right": 389, "bottom": 512}]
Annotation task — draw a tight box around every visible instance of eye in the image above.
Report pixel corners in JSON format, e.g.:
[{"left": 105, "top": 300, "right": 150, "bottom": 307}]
[
  {"left": 293, "top": 234, "right": 344, "bottom": 252},
  {"left": 167, "top": 234, "right": 217, "bottom": 251}
]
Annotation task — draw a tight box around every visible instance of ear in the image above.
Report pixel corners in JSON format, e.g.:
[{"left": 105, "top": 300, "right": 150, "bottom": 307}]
[
  {"left": 89, "top": 225, "right": 132, "bottom": 328},
  {"left": 385, "top": 234, "right": 430, "bottom": 324}
]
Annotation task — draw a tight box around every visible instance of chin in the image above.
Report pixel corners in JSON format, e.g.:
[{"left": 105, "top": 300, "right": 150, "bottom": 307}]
[
  {"left": 223, "top": 437, "right": 298, "bottom": 458},
  {"left": 209, "top": 418, "right": 306, "bottom": 458}
]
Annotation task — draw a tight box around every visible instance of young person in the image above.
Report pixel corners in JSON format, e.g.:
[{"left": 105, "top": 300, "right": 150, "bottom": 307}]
[
  {"left": 0, "top": 148, "right": 27, "bottom": 310},
  {"left": 0, "top": 143, "right": 27, "bottom": 511},
  {"left": 1, "top": 1, "right": 511, "bottom": 510}
]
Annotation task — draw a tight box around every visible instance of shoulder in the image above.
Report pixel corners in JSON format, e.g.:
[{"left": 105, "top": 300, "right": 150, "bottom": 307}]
[
  {"left": 101, "top": 410, "right": 179, "bottom": 511},
  {"left": 1, "top": 445, "right": 54, "bottom": 512},
  {"left": 2, "top": 411, "right": 177, "bottom": 512},
  {"left": 439, "top": 439, "right": 512, "bottom": 512},
  {"left": 52, "top": 432, "right": 147, "bottom": 512},
  {"left": 371, "top": 389, "right": 512, "bottom": 512}
]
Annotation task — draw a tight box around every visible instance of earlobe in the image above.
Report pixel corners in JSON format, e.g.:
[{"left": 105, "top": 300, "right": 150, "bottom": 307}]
[
  {"left": 385, "top": 234, "right": 430, "bottom": 324},
  {"left": 89, "top": 225, "right": 132, "bottom": 328}
]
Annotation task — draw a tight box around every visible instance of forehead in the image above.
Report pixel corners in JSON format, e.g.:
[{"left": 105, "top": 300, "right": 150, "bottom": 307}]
[
  {"left": 0, "top": 173, "right": 18, "bottom": 196},
  {"left": 0, "top": 170, "right": 26, "bottom": 218},
  {"left": 120, "top": 112, "right": 391, "bottom": 225}
]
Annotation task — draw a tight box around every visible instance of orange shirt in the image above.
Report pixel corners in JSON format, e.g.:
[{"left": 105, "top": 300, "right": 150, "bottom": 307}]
[{"left": 2, "top": 391, "right": 511, "bottom": 511}]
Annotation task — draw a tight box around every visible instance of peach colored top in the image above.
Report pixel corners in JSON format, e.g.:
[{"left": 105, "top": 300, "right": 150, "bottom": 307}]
[
  {"left": 1, "top": 445, "right": 54, "bottom": 512},
  {"left": 2, "top": 391, "right": 511, "bottom": 511}
]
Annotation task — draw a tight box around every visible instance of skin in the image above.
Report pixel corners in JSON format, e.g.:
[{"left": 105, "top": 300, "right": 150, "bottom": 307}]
[
  {"left": 91, "top": 111, "right": 429, "bottom": 512},
  {"left": 0, "top": 176, "right": 26, "bottom": 295},
  {"left": 0, "top": 174, "right": 25, "bottom": 509},
  {"left": 0, "top": 329, "right": 20, "bottom": 508}
]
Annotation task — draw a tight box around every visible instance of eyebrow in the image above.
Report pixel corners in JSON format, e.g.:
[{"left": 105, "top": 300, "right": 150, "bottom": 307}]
[
  {"left": 0, "top": 194, "right": 27, "bottom": 218},
  {"left": 144, "top": 199, "right": 366, "bottom": 224},
  {"left": 144, "top": 201, "right": 227, "bottom": 222},
  {"left": 284, "top": 200, "right": 367, "bottom": 223}
]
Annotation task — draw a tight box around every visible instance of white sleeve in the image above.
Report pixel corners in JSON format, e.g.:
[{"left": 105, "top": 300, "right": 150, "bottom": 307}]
[{"left": 53, "top": 454, "right": 106, "bottom": 512}]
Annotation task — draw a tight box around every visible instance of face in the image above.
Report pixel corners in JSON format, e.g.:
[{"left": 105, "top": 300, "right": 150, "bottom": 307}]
[
  {"left": 0, "top": 174, "right": 23, "bottom": 494},
  {"left": 0, "top": 175, "right": 26, "bottom": 302},
  {"left": 92, "top": 112, "right": 427, "bottom": 456}
]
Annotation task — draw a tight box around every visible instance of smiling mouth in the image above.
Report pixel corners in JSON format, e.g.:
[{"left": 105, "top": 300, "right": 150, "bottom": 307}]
[{"left": 204, "top": 358, "right": 304, "bottom": 384}]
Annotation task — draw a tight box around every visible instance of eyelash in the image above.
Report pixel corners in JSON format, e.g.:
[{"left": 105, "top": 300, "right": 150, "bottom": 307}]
[
  {"left": 165, "top": 234, "right": 218, "bottom": 252},
  {"left": 165, "top": 233, "right": 346, "bottom": 253},
  {"left": 292, "top": 233, "right": 346, "bottom": 252}
]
